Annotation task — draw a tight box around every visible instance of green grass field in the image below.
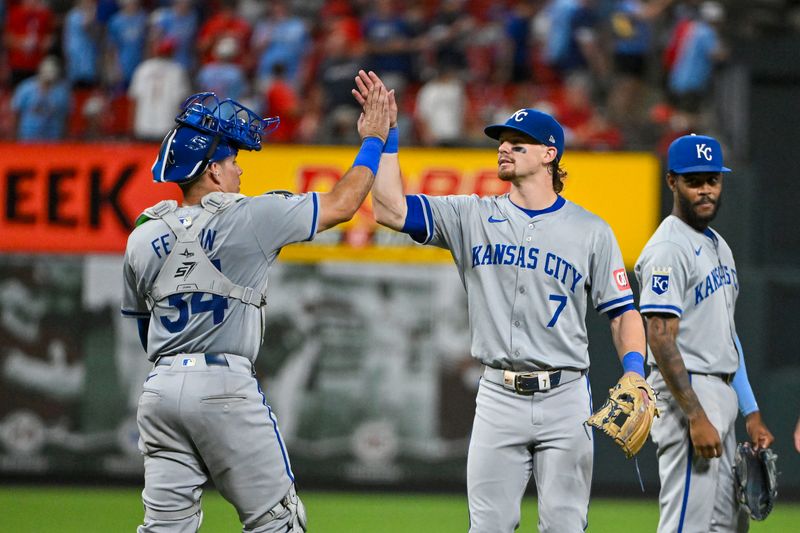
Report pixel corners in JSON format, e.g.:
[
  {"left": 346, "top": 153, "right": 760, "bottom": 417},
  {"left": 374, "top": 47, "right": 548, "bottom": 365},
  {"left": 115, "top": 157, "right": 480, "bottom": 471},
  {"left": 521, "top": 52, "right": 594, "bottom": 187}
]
[{"left": 1, "top": 486, "right": 797, "bottom": 532}]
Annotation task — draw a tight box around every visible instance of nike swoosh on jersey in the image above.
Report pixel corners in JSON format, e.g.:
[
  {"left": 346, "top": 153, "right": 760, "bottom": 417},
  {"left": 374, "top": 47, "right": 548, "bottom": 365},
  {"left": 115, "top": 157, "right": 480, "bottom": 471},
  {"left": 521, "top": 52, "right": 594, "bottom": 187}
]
[
  {"left": 488, "top": 216, "right": 508, "bottom": 223},
  {"left": 695, "top": 247, "right": 702, "bottom": 256}
]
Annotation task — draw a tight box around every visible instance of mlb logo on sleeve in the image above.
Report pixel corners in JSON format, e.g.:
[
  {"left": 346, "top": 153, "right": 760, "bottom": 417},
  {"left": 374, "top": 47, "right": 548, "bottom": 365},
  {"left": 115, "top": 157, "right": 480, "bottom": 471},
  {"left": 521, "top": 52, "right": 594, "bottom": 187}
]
[
  {"left": 651, "top": 267, "right": 671, "bottom": 295},
  {"left": 613, "top": 269, "right": 630, "bottom": 290}
]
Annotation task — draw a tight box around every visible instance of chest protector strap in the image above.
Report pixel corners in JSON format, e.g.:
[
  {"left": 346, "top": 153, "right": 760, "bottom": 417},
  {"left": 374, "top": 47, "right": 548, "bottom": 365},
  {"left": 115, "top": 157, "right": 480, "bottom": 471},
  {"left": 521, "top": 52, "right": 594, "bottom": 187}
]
[{"left": 144, "top": 192, "right": 268, "bottom": 310}]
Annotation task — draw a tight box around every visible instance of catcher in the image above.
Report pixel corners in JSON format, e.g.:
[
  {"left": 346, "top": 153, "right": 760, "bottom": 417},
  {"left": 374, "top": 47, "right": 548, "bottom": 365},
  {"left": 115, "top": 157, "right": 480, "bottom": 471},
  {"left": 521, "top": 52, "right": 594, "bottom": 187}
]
[{"left": 634, "top": 134, "right": 775, "bottom": 532}]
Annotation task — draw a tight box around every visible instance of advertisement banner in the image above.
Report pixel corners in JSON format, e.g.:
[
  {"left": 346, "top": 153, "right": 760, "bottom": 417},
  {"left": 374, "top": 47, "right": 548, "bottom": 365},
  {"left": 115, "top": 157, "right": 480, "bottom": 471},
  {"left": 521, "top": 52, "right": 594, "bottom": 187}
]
[
  {"left": 0, "top": 255, "right": 479, "bottom": 483},
  {"left": 238, "top": 146, "right": 660, "bottom": 268},
  {"left": 0, "top": 144, "right": 660, "bottom": 267},
  {"left": 0, "top": 143, "right": 179, "bottom": 254}
]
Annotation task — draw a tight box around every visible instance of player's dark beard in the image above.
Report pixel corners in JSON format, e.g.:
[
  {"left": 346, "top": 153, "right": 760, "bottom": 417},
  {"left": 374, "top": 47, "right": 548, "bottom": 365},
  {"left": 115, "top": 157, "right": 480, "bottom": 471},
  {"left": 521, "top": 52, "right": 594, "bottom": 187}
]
[
  {"left": 677, "top": 191, "right": 722, "bottom": 231},
  {"left": 498, "top": 167, "right": 516, "bottom": 182}
]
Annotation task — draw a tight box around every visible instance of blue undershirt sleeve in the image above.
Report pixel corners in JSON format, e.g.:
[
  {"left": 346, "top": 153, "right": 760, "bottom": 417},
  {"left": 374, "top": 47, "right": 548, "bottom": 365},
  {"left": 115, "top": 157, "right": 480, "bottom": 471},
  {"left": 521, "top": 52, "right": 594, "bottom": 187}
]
[
  {"left": 137, "top": 317, "right": 150, "bottom": 352},
  {"left": 606, "top": 302, "right": 635, "bottom": 319},
  {"left": 731, "top": 335, "right": 759, "bottom": 416},
  {"left": 401, "top": 195, "right": 429, "bottom": 243}
]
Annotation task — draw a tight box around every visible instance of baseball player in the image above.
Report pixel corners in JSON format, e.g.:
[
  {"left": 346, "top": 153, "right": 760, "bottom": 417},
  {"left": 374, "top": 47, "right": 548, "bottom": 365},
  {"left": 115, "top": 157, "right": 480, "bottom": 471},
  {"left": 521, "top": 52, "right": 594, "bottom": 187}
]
[
  {"left": 634, "top": 134, "right": 774, "bottom": 533},
  {"left": 121, "top": 87, "right": 389, "bottom": 532},
  {"left": 353, "top": 70, "right": 647, "bottom": 532}
]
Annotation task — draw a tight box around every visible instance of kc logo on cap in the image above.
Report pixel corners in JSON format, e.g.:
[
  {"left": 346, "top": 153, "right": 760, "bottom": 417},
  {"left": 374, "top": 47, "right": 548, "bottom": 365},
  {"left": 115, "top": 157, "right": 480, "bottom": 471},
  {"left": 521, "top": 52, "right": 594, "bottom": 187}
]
[
  {"left": 484, "top": 108, "right": 566, "bottom": 162},
  {"left": 668, "top": 133, "right": 732, "bottom": 174}
]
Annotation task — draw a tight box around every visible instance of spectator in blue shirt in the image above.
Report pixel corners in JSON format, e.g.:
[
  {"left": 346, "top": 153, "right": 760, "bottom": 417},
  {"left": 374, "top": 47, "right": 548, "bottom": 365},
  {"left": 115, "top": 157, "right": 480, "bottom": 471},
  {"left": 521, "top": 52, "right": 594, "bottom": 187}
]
[
  {"left": 11, "top": 56, "right": 72, "bottom": 141},
  {"left": 63, "top": 0, "right": 101, "bottom": 88},
  {"left": 196, "top": 36, "right": 248, "bottom": 102},
  {"left": 667, "top": 1, "right": 727, "bottom": 112},
  {"left": 252, "top": 0, "right": 309, "bottom": 88},
  {"left": 541, "top": 0, "right": 605, "bottom": 79},
  {"left": 361, "top": 0, "right": 417, "bottom": 86},
  {"left": 151, "top": 0, "right": 199, "bottom": 72},
  {"left": 107, "top": 0, "right": 148, "bottom": 88}
]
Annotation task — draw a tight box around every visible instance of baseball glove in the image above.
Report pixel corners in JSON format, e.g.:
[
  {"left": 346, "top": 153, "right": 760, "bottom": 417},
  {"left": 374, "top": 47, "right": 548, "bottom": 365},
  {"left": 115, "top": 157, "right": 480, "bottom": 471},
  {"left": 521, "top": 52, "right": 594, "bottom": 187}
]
[
  {"left": 733, "top": 442, "right": 778, "bottom": 521},
  {"left": 586, "top": 373, "right": 659, "bottom": 458}
]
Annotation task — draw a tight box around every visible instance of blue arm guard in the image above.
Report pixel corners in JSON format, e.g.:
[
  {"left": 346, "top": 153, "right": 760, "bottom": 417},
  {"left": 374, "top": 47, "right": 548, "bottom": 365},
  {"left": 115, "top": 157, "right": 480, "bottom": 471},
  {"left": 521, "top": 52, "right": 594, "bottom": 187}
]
[{"left": 622, "top": 351, "right": 646, "bottom": 377}]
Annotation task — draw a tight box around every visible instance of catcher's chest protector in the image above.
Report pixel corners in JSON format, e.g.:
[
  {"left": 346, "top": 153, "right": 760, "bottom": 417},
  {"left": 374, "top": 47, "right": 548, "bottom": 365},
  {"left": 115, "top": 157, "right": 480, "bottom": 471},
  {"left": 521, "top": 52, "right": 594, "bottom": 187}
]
[{"left": 144, "top": 192, "right": 268, "bottom": 310}]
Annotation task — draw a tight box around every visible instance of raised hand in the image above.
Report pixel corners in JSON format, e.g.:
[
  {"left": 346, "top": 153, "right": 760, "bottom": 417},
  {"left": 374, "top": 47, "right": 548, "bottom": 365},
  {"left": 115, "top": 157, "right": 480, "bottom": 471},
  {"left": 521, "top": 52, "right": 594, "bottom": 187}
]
[
  {"left": 352, "top": 70, "right": 397, "bottom": 128},
  {"left": 357, "top": 81, "right": 390, "bottom": 143}
]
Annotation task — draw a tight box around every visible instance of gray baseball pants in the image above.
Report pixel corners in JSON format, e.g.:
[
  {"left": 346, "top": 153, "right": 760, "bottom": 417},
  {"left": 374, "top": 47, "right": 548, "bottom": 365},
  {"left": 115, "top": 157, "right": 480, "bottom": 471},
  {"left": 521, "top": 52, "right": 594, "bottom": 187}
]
[
  {"left": 467, "top": 373, "right": 593, "bottom": 532},
  {"left": 648, "top": 370, "right": 748, "bottom": 533},
  {"left": 136, "top": 354, "right": 305, "bottom": 532}
]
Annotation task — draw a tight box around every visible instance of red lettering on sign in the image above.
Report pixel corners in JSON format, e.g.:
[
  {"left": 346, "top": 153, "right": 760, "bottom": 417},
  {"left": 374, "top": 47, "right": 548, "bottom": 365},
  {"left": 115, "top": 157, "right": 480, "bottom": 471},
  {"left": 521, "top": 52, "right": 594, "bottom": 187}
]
[
  {"left": 0, "top": 143, "right": 175, "bottom": 253},
  {"left": 298, "top": 167, "right": 342, "bottom": 193},
  {"left": 473, "top": 170, "right": 510, "bottom": 196},
  {"left": 419, "top": 169, "right": 460, "bottom": 195}
]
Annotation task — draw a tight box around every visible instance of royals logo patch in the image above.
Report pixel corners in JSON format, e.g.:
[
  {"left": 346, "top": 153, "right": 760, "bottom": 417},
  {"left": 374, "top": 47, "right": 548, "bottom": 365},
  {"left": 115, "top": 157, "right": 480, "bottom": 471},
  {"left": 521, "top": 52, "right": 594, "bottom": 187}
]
[{"left": 651, "top": 266, "right": 671, "bottom": 295}]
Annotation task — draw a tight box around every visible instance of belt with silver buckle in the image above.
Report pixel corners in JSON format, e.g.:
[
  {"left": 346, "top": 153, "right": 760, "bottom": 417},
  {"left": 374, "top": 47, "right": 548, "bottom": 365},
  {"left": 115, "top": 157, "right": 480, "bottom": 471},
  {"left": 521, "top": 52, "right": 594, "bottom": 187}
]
[{"left": 483, "top": 366, "right": 585, "bottom": 395}]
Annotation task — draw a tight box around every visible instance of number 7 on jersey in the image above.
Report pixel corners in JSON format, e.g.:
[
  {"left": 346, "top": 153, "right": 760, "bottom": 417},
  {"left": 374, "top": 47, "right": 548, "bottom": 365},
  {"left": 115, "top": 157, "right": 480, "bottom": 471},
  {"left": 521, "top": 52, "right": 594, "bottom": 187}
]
[{"left": 547, "top": 294, "right": 567, "bottom": 327}]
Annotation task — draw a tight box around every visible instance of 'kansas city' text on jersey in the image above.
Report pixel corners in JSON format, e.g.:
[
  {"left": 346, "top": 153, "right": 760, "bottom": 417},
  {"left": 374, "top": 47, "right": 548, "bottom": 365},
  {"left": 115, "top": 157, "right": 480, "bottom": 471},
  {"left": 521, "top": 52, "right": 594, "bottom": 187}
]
[
  {"left": 635, "top": 215, "right": 739, "bottom": 373},
  {"left": 403, "top": 193, "right": 633, "bottom": 371}
]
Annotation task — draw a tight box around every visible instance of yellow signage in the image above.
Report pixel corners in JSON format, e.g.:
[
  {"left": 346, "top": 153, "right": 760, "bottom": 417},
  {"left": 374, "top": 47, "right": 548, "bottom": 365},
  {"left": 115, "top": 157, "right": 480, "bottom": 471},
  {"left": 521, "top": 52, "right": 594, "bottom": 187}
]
[{"left": 239, "top": 146, "right": 660, "bottom": 267}]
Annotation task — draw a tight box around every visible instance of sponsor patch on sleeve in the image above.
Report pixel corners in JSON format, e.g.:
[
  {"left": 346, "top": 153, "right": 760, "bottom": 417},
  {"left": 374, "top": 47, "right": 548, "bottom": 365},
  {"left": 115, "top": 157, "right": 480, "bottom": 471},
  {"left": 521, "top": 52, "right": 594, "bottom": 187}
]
[
  {"left": 613, "top": 268, "right": 630, "bottom": 290},
  {"left": 650, "top": 266, "right": 671, "bottom": 295}
]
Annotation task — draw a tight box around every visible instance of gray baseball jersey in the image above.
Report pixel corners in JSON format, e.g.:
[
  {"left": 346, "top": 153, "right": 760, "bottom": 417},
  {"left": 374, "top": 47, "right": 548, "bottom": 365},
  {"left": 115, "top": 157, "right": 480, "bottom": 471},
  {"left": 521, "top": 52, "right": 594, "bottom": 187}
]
[
  {"left": 122, "top": 191, "right": 317, "bottom": 532},
  {"left": 406, "top": 193, "right": 634, "bottom": 370},
  {"left": 636, "top": 215, "right": 747, "bottom": 533},
  {"left": 634, "top": 214, "right": 739, "bottom": 374},
  {"left": 122, "top": 192, "right": 319, "bottom": 362},
  {"left": 404, "top": 192, "right": 632, "bottom": 532}
]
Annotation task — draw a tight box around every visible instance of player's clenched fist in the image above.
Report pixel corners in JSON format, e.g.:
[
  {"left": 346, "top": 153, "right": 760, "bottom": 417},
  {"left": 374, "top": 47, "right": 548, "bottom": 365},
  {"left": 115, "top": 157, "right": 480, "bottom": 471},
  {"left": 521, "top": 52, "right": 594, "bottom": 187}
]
[
  {"left": 358, "top": 83, "right": 390, "bottom": 143},
  {"left": 689, "top": 412, "right": 723, "bottom": 459}
]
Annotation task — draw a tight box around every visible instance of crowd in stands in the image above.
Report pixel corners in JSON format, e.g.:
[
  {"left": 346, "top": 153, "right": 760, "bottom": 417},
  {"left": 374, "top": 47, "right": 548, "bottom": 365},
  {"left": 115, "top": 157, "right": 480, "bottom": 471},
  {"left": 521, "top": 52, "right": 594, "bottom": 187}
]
[{"left": 0, "top": 0, "right": 778, "bottom": 153}]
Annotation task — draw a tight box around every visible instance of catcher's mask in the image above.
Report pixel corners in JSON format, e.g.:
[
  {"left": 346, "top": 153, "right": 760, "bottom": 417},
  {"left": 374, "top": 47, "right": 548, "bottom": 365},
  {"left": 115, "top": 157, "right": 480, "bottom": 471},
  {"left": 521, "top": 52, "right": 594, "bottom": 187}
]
[{"left": 151, "top": 92, "right": 280, "bottom": 184}]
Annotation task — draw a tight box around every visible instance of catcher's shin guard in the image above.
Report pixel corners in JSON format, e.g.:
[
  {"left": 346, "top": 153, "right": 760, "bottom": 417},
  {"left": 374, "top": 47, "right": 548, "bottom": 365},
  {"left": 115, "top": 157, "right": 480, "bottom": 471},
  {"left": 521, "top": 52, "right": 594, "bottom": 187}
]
[{"left": 246, "top": 484, "right": 306, "bottom": 533}]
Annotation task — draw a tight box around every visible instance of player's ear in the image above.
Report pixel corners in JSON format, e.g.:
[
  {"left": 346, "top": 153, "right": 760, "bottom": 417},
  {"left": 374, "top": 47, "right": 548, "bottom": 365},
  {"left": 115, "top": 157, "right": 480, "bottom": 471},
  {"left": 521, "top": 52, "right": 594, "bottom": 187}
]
[
  {"left": 543, "top": 146, "right": 557, "bottom": 165},
  {"left": 208, "top": 163, "right": 222, "bottom": 186},
  {"left": 666, "top": 172, "right": 677, "bottom": 192}
]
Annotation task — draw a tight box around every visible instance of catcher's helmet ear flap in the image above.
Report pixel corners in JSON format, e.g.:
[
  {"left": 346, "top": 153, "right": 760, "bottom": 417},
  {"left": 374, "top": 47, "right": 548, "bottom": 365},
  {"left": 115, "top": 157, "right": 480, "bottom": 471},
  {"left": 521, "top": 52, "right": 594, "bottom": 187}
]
[{"left": 151, "top": 126, "right": 238, "bottom": 184}]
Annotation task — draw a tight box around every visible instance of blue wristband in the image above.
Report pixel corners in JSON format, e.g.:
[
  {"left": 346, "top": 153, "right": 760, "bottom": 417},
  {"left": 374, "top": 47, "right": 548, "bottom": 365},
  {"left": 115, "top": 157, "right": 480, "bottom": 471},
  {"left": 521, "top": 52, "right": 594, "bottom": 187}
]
[
  {"left": 622, "top": 351, "right": 645, "bottom": 377},
  {"left": 383, "top": 127, "right": 399, "bottom": 154},
  {"left": 353, "top": 136, "right": 384, "bottom": 175}
]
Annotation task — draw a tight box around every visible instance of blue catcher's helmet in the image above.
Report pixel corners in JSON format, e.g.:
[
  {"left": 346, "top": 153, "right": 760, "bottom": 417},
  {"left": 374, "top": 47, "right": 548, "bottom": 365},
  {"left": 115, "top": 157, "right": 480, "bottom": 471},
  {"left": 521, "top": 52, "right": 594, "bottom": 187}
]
[{"left": 151, "top": 92, "right": 280, "bottom": 184}]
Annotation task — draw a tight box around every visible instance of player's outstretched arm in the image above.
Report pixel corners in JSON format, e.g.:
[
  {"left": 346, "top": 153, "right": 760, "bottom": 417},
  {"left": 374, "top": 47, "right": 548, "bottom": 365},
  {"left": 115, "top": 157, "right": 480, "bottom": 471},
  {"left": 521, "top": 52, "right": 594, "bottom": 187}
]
[
  {"left": 317, "top": 82, "right": 390, "bottom": 232},
  {"left": 352, "top": 70, "right": 407, "bottom": 231},
  {"left": 646, "top": 313, "right": 722, "bottom": 459}
]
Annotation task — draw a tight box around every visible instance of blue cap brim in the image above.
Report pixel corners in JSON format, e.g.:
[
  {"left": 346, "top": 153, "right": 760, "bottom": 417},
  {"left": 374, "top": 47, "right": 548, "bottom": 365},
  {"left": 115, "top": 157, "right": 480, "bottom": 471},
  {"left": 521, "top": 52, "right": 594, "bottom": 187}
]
[
  {"left": 484, "top": 124, "right": 545, "bottom": 144},
  {"left": 671, "top": 165, "right": 732, "bottom": 174}
]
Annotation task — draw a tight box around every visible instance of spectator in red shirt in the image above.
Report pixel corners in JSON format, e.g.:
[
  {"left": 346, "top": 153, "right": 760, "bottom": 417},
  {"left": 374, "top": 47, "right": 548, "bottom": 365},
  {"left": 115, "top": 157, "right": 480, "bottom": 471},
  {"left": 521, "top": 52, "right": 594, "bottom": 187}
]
[
  {"left": 4, "top": 0, "right": 55, "bottom": 86},
  {"left": 263, "top": 63, "right": 299, "bottom": 143},
  {"left": 197, "top": 0, "right": 251, "bottom": 68}
]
